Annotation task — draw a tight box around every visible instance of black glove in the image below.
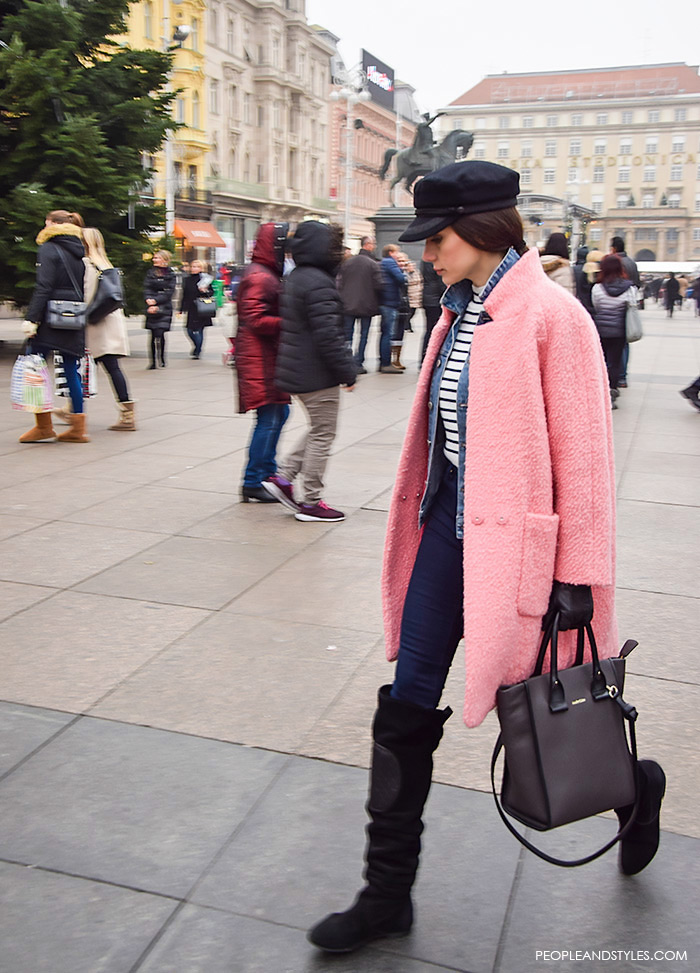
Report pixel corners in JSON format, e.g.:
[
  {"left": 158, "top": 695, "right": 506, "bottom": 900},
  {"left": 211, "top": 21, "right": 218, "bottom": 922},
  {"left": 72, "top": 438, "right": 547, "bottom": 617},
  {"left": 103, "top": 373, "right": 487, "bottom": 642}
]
[{"left": 542, "top": 581, "right": 593, "bottom": 632}]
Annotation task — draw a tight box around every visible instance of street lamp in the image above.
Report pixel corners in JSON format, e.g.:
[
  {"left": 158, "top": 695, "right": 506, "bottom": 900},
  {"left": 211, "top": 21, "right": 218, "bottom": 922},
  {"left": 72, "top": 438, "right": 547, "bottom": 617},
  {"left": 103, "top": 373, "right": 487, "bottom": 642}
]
[
  {"left": 162, "top": 0, "right": 187, "bottom": 236},
  {"left": 331, "top": 66, "right": 370, "bottom": 244}
]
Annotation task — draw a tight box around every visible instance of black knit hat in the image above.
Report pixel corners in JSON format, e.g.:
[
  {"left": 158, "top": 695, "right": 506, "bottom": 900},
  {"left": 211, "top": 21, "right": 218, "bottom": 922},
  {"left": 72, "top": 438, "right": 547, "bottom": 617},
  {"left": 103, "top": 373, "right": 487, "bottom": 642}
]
[{"left": 399, "top": 161, "right": 520, "bottom": 243}]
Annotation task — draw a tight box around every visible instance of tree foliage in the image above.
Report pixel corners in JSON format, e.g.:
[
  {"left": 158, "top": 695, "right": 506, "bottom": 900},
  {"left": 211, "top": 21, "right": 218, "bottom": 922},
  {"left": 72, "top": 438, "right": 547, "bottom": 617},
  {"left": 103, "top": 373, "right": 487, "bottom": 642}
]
[{"left": 0, "top": 0, "right": 175, "bottom": 311}]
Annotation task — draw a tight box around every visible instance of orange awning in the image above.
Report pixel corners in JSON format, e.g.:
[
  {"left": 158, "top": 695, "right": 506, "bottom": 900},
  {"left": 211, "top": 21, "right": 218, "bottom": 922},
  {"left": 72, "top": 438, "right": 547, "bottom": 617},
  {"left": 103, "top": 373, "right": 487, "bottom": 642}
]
[{"left": 173, "top": 219, "right": 226, "bottom": 248}]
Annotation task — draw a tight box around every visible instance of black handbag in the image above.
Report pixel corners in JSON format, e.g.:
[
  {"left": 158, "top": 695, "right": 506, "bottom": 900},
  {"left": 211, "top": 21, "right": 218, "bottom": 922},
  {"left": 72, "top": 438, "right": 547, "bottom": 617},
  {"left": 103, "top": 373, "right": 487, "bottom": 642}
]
[
  {"left": 195, "top": 296, "right": 217, "bottom": 318},
  {"left": 46, "top": 248, "right": 88, "bottom": 330},
  {"left": 88, "top": 267, "right": 124, "bottom": 323},
  {"left": 491, "top": 615, "right": 641, "bottom": 867}
]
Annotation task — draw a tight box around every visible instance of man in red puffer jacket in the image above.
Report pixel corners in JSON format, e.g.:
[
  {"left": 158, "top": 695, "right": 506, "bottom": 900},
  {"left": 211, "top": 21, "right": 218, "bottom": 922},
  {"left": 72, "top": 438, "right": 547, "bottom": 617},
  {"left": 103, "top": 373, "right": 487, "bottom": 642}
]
[{"left": 235, "top": 222, "right": 291, "bottom": 503}]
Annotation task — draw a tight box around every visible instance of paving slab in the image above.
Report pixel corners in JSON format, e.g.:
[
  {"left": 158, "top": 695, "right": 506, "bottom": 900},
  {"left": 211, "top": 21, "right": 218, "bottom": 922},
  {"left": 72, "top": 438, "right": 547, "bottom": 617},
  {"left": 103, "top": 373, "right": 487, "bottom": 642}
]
[
  {"left": 0, "top": 717, "right": 287, "bottom": 898},
  {"left": 0, "top": 702, "right": 74, "bottom": 775},
  {"left": 0, "top": 580, "right": 56, "bottom": 623},
  {"left": 0, "top": 861, "right": 177, "bottom": 973}
]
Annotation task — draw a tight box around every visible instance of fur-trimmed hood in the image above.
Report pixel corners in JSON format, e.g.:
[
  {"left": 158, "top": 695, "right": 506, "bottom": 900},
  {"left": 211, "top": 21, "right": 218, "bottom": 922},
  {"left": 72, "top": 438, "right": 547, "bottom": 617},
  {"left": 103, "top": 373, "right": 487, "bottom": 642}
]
[
  {"left": 36, "top": 223, "right": 83, "bottom": 245},
  {"left": 540, "top": 254, "right": 570, "bottom": 275}
]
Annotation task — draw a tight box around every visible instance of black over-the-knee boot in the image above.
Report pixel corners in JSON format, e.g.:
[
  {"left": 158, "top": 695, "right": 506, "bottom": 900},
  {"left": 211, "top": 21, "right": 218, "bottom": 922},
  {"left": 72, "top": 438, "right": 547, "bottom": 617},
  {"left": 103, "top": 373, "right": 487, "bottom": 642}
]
[{"left": 308, "top": 685, "right": 452, "bottom": 953}]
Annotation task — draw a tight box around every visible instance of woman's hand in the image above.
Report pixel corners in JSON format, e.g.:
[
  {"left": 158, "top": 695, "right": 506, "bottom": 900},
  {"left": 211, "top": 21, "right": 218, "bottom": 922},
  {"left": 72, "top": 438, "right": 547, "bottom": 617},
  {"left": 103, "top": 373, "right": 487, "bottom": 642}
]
[
  {"left": 146, "top": 298, "right": 156, "bottom": 306},
  {"left": 22, "top": 321, "right": 38, "bottom": 337},
  {"left": 542, "top": 581, "right": 593, "bottom": 631},
  {"left": 147, "top": 305, "right": 158, "bottom": 314}
]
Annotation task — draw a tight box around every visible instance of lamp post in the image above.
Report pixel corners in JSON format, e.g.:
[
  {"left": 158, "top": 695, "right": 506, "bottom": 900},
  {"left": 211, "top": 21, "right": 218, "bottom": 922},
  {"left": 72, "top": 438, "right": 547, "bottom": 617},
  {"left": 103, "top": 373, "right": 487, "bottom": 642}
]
[
  {"left": 331, "top": 66, "right": 370, "bottom": 244},
  {"left": 162, "top": 0, "right": 189, "bottom": 236}
]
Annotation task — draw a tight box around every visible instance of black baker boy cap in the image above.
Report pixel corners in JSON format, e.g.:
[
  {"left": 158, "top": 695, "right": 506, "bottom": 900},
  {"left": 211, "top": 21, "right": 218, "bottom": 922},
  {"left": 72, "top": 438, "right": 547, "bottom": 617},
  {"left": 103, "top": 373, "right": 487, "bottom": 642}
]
[{"left": 399, "top": 161, "right": 520, "bottom": 243}]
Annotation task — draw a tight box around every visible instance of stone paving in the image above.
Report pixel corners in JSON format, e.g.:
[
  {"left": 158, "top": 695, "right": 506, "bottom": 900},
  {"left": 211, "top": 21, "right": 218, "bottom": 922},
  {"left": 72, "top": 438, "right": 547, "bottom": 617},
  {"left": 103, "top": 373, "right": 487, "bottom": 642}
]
[{"left": 0, "top": 304, "right": 698, "bottom": 972}]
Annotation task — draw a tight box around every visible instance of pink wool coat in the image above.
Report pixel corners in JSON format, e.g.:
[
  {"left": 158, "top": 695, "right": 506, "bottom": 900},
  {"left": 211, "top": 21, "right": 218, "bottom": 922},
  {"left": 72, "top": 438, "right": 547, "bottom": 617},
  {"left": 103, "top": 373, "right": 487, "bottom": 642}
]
[{"left": 382, "top": 248, "right": 617, "bottom": 727}]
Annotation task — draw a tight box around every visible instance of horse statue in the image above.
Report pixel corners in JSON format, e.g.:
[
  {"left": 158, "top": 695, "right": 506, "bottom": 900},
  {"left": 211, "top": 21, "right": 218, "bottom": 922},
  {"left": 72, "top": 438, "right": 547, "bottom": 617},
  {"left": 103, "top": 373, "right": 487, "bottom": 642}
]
[{"left": 379, "top": 129, "right": 475, "bottom": 197}]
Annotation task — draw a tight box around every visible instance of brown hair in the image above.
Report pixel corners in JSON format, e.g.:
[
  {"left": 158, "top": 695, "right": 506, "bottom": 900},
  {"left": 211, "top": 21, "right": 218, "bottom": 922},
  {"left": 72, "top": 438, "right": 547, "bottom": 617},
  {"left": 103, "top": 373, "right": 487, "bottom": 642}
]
[
  {"left": 382, "top": 243, "right": 399, "bottom": 258},
  {"left": 599, "top": 254, "right": 625, "bottom": 284},
  {"left": 451, "top": 207, "right": 527, "bottom": 257},
  {"left": 47, "top": 210, "right": 85, "bottom": 227}
]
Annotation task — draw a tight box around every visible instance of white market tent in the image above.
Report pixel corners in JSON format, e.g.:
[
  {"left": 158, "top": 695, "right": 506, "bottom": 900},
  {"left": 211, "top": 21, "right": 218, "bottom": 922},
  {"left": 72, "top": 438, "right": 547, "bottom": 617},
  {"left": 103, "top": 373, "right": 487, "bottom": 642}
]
[{"left": 637, "top": 262, "right": 700, "bottom": 275}]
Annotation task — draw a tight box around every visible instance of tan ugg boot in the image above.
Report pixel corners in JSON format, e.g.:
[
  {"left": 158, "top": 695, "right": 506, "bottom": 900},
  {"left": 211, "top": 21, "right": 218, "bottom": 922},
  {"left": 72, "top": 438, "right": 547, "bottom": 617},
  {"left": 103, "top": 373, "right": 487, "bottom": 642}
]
[
  {"left": 56, "top": 413, "right": 90, "bottom": 443},
  {"left": 391, "top": 347, "right": 406, "bottom": 370},
  {"left": 53, "top": 400, "right": 73, "bottom": 424},
  {"left": 109, "top": 401, "right": 136, "bottom": 431},
  {"left": 19, "top": 412, "right": 56, "bottom": 443}
]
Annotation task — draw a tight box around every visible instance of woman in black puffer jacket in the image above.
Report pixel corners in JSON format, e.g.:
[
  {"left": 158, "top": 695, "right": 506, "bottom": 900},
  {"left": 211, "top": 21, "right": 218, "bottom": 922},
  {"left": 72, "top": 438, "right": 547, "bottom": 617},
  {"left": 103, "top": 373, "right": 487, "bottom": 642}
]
[
  {"left": 591, "top": 253, "right": 636, "bottom": 409},
  {"left": 264, "top": 221, "right": 357, "bottom": 523},
  {"left": 144, "top": 251, "right": 176, "bottom": 368}
]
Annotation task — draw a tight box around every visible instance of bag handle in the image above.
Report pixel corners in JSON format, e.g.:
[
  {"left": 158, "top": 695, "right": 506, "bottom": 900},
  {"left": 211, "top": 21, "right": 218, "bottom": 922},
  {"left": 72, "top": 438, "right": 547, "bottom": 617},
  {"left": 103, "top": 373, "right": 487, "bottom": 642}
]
[
  {"left": 54, "top": 245, "right": 83, "bottom": 302},
  {"left": 535, "top": 616, "right": 608, "bottom": 713}
]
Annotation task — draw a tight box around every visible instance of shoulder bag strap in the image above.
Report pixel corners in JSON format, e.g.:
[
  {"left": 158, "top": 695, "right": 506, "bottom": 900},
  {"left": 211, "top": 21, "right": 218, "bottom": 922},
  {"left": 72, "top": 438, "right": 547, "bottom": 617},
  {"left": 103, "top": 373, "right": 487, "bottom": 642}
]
[{"left": 54, "top": 245, "right": 83, "bottom": 301}]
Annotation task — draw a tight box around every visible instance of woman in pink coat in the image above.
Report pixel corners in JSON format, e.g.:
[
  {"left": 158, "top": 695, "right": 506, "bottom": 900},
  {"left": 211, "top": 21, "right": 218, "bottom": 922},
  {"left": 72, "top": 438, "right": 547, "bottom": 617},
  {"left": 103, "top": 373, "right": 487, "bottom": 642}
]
[{"left": 309, "top": 162, "right": 666, "bottom": 955}]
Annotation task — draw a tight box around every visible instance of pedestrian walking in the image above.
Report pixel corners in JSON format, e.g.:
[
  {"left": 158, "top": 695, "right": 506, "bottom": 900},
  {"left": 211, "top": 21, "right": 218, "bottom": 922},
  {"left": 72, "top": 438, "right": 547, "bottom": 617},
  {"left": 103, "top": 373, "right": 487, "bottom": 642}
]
[
  {"left": 679, "top": 377, "right": 700, "bottom": 412},
  {"left": 540, "top": 232, "right": 574, "bottom": 293},
  {"left": 337, "top": 235, "right": 382, "bottom": 375},
  {"left": 591, "top": 254, "right": 637, "bottom": 409},
  {"left": 664, "top": 273, "right": 680, "bottom": 318},
  {"left": 610, "top": 237, "right": 639, "bottom": 388},
  {"left": 379, "top": 245, "right": 407, "bottom": 373},
  {"left": 262, "top": 221, "right": 357, "bottom": 522},
  {"left": 71, "top": 227, "right": 135, "bottom": 431},
  {"left": 420, "top": 259, "right": 445, "bottom": 364},
  {"left": 235, "top": 222, "right": 291, "bottom": 503},
  {"left": 179, "top": 260, "right": 215, "bottom": 359},
  {"left": 573, "top": 246, "right": 594, "bottom": 316},
  {"left": 19, "top": 209, "right": 89, "bottom": 444},
  {"left": 308, "top": 161, "right": 665, "bottom": 955},
  {"left": 144, "top": 251, "right": 176, "bottom": 368}
]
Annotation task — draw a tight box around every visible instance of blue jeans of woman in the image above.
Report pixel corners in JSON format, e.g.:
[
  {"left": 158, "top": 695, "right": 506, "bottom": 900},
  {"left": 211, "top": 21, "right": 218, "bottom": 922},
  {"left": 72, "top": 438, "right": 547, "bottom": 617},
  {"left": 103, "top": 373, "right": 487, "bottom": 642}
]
[
  {"left": 243, "top": 403, "right": 290, "bottom": 488},
  {"left": 187, "top": 327, "right": 204, "bottom": 357},
  {"left": 344, "top": 315, "right": 371, "bottom": 366},
  {"left": 391, "top": 464, "right": 464, "bottom": 710},
  {"left": 379, "top": 306, "right": 397, "bottom": 367},
  {"left": 34, "top": 344, "right": 83, "bottom": 413}
]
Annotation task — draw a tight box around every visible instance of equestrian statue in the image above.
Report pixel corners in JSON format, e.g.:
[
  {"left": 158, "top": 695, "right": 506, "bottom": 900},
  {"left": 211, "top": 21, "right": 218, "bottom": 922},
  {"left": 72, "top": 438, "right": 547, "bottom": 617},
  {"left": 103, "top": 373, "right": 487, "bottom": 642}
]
[{"left": 379, "top": 113, "right": 475, "bottom": 197}]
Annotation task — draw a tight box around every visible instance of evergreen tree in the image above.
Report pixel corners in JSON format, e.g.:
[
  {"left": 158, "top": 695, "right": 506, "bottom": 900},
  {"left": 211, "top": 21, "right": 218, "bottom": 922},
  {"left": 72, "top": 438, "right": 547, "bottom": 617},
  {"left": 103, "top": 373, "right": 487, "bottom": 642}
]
[{"left": 0, "top": 0, "right": 175, "bottom": 311}]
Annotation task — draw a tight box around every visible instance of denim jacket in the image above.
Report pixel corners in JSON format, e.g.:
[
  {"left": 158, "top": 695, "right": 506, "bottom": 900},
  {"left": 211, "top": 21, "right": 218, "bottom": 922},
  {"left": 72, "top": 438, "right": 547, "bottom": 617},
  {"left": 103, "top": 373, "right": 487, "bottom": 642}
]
[{"left": 418, "top": 247, "right": 521, "bottom": 539}]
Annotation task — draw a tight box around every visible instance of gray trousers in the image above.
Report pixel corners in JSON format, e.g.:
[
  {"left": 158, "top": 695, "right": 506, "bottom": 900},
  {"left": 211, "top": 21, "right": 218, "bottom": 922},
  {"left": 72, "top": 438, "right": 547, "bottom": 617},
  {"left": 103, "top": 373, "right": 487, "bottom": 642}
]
[{"left": 279, "top": 386, "right": 340, "bottom": 504}]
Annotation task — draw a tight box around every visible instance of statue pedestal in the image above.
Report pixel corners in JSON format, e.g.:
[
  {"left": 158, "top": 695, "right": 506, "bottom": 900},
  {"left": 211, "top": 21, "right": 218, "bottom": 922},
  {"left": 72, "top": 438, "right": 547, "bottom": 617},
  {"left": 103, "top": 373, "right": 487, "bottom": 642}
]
[{"left": 369, "top": 207, "right": 423, "bottom": 264}]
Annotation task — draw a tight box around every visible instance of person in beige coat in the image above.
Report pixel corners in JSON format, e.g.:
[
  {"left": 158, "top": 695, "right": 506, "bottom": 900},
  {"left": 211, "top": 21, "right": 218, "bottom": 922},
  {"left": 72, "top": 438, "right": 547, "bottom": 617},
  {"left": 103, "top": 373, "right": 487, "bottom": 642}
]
[
  {"left": 540, "top": 232, "right": 575, "bottom": 294},
  {"left": 57, "top": 228, "right": 136, "bottom": 430}
]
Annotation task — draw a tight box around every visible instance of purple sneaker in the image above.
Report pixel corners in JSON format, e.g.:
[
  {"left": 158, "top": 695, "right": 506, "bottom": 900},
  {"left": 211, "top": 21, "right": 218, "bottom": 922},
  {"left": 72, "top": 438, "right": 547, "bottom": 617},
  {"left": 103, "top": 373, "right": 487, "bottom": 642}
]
[
  {"left": 294, "top": 501, "right": 345, "bottom": 523},
  {"left": 262, "top": 475, "right": 299, "bottom": 511}
]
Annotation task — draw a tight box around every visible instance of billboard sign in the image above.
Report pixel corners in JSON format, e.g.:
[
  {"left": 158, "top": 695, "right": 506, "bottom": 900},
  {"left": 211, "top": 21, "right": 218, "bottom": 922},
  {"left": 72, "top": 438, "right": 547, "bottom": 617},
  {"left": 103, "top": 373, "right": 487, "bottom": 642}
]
[{"left": 362, "top": 49, "right": 395, "bottom": 111}]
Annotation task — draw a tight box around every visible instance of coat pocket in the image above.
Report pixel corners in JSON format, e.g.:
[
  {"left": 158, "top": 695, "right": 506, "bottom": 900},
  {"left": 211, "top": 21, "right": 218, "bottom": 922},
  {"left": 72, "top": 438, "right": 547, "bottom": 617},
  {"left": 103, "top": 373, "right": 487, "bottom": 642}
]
[{"left": 517, "top": 512, "right": 560, "bottom": 617}]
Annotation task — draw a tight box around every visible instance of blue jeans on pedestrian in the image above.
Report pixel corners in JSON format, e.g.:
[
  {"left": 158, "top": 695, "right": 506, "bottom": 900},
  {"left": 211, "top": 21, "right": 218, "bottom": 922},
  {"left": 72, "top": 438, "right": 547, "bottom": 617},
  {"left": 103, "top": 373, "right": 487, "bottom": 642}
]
[
  {"left": 344, "top": 315, "right": 371, "bottom": 365},
  {"left": 34, "top": 344, "right": 83, "bottom": 413},
  {"left": 391, "top": 465, "right": 463, "bottom": 710},
  {"left": 243, "top": 403, "right": 290, "bottom": 488},
  {"left": 379, "top": 306, "right": 397, "bottom": 367},
  {"left": 187, "top": 327, "right": 204, "bottom": 357}
]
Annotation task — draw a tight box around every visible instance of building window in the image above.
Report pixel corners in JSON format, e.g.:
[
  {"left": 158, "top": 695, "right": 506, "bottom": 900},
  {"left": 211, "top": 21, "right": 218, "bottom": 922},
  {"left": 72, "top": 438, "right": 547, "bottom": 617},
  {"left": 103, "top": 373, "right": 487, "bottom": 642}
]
[
  {"left": 188, "top": 165, "right": 196, "bottom": 199},
  {"left": 499, "top": 116, "right": 510, "bottom": 129},
  {"left": 697, "top": 164, "right": 700, "bottom": 180},
  {"left": 228, "top": 85, "right": 237, "bottom": 121},
  {"left": 567, "top": 167, "right": 578, "bottom": 183},
  {"left": 176, "top": 96, "right": 185, "bottom": 124},
  {"left": 648, "top": 110, "right": 660, "bottom": 124},
  {"left": 618, "top": 167, "right": 630, "bottom": 183},
  {"left": 642, "top": 193, "right": 655, "bottom": 208},
  {"left": 588, "top": 228, "right": 602, "bottom": 241},
  {"left": 621, "top": 110, "right": 633, "bottom": 125},
  {"left": 226, "top": 18, "right": 235, "bottom": 54},
  {"left": 475, "top": 117, "right": 485, "bottom": 128},
  {"left": 520, "top": 168, "right": 531, "bottom": 184},
  {"left": 616, "top": 193, "right": 629, "bottom": 207},
  {"left": 190, "top": 18, "right": 199, "bottom": 51},
  {"left": 244, "top": 93, "right": 251, "bottom": 125},
  {"left": 596, "top": 113, "right": 608, "bottom": 125},
  {"left": 645, "top": 136, "right": 658, "bottom": 153},
  {"left": 209, "top": 81, "right": 219, "bottom": 115},
  {"left": 474, "top": 142, "right": 485, "bottom": 159},
  {"left": 272, "top": 35, "right": 280, "bottom": 68},
  {"left": 593, "top": 166, "right": 605, "bottom": 183},
  {"left": 543, "top": 169, "right": 555, "bottom": 184},
  {"left": 569, "top": 138, "right": 581, "bottom": 156},
  {"left": 257, "top": 163, "right": 264, "bottom": 183},
  {"left": 210, "top": 7, "right": 217, "bottom": 40},
  {"left": 144, "top": 1, "right": 153, "bottom": 39},
  {"left": 257, "top": 104, "right": 264, "bottom": 127},
  {"left": 643, "top": 166, "right": 656, "bottom": 182},
  {"left": 591, "top": 196, "right": 603, "bottom": 214},
  {"left": 522, "top": 116, "right": 533, "bottom": 128},
  {"left": 273, "top": 100, "right": 281, "bottom": 131},
  {"left": 570, "top": 113, "right": 583, "bottom": 126},
  {"left": 696, "top": 195, "right": 700, "bottom": 212},
  {"left": 674, "top": 108, "right": 687, "bottom": 122},
  {"left": 546, "top": 114, "right": 558, "bottom": 127},
  {"left": 619, "top": 139, "right": 632, "bottom": 155},
  {"left": 670, "top": 165, "right": 683, "bottom": 181},
  {"left": 244, "top": 153, "right": 250, "bottom": 183},
  {"left": 452, "top": 116, "right": 464, "bottom": 130},
  {"left": 545, "top": 140, "right": 556, "bottom": 157},
  {"left": 228, "top": 150, "right": 236, "bottom": 181},
  {"left": 671, "top": 135, "right": 685, "bottom": 153},
  {"left": 192, "top": 91, "right": 200, "bottom": 129},
  {"left": 667, "top": 228, "right": 679, "bottom": 241},
  {"left": 594, "top": 139, "right": 606, "bottom": 155},
  {"left": 668, "top": 193, "right": 681, "bottom": 209},
  {"left": 693, "top": 228, "right": 700, "bottom": 241},
  {"left": 521, "top": 141, "right": 532, "bottom": 158},
  {"left": 289, "top": 148, "right": 297, "bottom": 188},
  {"left": 497, "top": 141, "right": 509, "bottom": 158}
]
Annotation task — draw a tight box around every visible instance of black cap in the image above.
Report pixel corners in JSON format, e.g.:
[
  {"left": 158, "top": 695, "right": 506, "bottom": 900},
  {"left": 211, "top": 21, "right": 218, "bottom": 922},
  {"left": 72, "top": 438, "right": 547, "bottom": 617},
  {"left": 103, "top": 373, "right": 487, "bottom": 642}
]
[{"left": 399, "top": 161, "right": 520, "bottom": 243}]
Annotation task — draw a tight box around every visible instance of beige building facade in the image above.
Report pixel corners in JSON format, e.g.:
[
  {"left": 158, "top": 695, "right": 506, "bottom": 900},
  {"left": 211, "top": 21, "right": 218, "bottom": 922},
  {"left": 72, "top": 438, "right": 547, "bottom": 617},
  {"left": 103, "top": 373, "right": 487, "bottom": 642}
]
[{"left": 441, "top": 64, "right": 700, "bottom": 262}]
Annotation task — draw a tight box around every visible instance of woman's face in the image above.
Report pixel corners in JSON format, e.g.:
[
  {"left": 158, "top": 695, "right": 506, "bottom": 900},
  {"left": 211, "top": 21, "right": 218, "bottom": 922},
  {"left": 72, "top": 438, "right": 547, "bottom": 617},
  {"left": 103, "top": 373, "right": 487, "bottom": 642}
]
[
  {"left": 423, "top": 226, "right": 500, "bottom": 288},
  {"left": 153, "top": 254, "right": 166, "bottom": 269},
  {"left": 191, "top": 260, "right": 203, "bottom": 273}
]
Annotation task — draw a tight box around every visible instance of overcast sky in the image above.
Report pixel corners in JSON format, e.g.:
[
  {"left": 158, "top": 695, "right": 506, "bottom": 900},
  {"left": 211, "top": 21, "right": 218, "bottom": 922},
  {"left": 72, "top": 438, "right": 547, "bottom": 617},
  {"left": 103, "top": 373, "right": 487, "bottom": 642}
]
[{"left": 306, "top": 0, "right": 700, "bottom": 114}]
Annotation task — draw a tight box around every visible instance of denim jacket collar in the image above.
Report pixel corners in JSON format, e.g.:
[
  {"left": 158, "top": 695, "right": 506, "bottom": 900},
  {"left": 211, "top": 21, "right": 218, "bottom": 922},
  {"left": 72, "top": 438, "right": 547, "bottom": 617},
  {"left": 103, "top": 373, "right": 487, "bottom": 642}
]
[{"left": 442, "top": 247, "right": 521, "bottom": 319}]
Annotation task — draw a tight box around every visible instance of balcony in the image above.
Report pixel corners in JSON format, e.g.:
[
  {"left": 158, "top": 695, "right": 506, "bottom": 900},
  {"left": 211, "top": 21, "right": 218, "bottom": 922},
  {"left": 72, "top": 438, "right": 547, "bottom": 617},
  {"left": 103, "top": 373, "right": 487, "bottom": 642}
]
[{"left": 207, "top": 178, "right": 267, "bottom": 200}]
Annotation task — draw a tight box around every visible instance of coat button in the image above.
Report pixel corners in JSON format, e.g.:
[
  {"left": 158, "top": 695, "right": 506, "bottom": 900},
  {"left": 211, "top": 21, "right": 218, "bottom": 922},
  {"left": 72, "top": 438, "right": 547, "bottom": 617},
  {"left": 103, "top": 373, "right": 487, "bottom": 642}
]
[
  {"left": 428, "top": 400, "right": 433, "bottom": 411},
  {"left": 498, "top": 516, "right": 507, "bottom": 525},
  {"left": 473, "top": 515, "right": 483, "bottom": 525},
  {"left": 402, "top": 495, "right": 407, "bottom": 501}
]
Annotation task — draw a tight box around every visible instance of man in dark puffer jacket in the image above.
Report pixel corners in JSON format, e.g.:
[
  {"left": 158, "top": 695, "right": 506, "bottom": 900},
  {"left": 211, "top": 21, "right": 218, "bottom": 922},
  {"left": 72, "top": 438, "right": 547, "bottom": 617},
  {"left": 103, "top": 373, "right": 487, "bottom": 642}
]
[{"left": 263, "top": 221, "right": 358, "bottom": 522}]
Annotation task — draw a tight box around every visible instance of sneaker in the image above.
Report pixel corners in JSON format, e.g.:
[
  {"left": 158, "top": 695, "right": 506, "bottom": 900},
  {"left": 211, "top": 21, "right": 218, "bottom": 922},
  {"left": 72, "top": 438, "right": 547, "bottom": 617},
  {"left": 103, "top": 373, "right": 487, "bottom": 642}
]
[
  {"left": 379, "top": 364, "right": 402, "bottom": 374},
  {"left": 618, "top": 379, "right": 628, "bottom": 388},
  {"left": 262, "top": 475, "right": 299, "bottom": 511},
  {"left": 680, "top": 387, "right": 700, "bottom": 412},
  {"left": 356, "top": 364, "right": 368, "bottom": 375},
  {"left": 294, "top": 501, "right": 345, "bottom": 523}
]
